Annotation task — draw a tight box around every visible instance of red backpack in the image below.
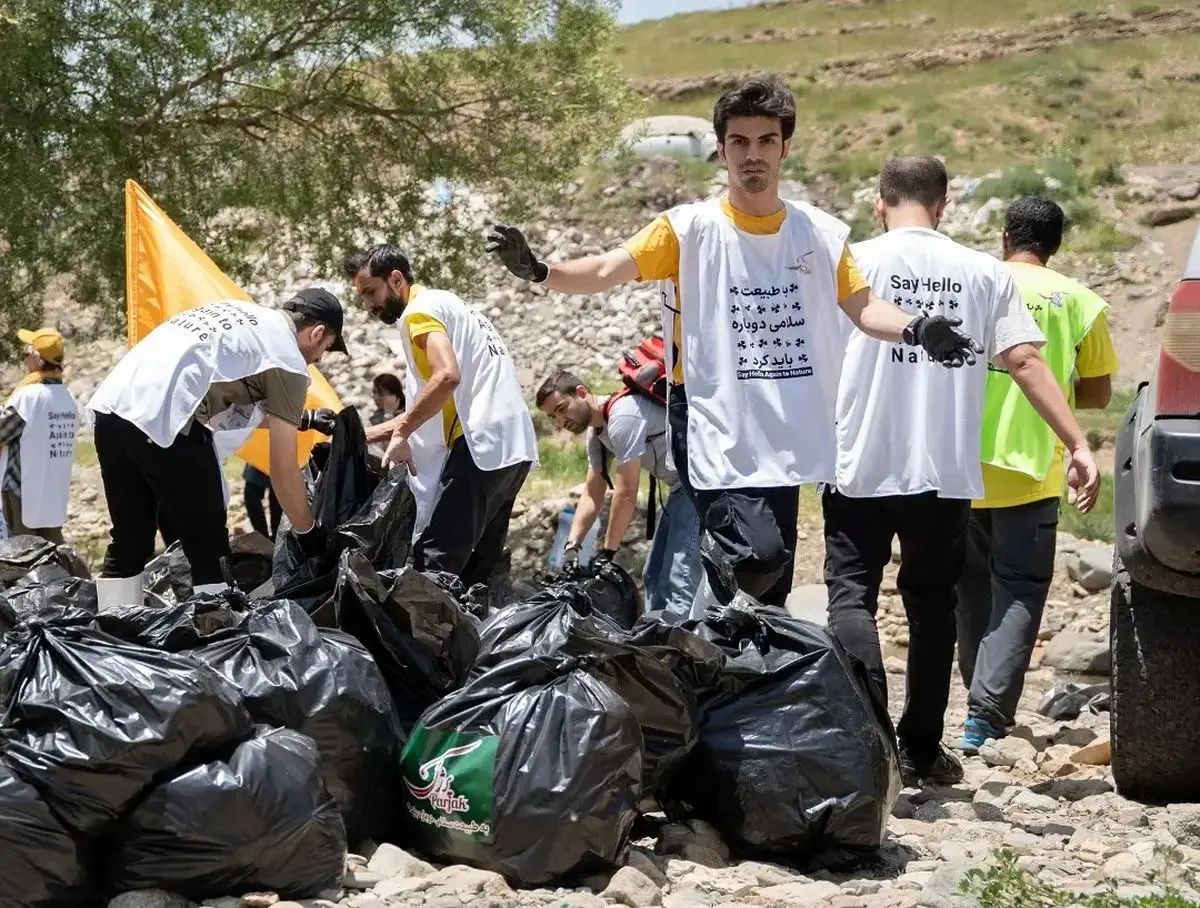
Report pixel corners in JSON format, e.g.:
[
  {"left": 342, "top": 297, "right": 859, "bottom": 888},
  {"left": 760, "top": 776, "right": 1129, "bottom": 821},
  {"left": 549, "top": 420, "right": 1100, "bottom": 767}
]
[
  {"left": 600, "top": 336, "right": 668, "bottom": 422},
  {"left": 599, "top": 336, "right": 669, "bottom": 540}
]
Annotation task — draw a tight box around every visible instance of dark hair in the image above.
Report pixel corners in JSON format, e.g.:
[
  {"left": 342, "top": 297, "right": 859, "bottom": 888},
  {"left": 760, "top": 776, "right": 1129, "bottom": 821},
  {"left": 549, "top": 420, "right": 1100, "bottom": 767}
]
[
  {"left": 1004, "top": 196, "right": 1064, "bottom": 263},
  {"left": 713, "top": 76, "right": 796, "bottom": 142},
  {"left": 285, "top": 309, "right": 321, "bottom": 332},
  {"left": 342, "top": 248, "right": 369, "bottom": 280},
  {"left": 373, "top": 372, "right": 405, "bottom": 404},
  {"left": 344, "top": 244, "right": 414, "bottom": 284},
  {"left": 535, "top": 369, "right": 586, "bottom": 408},
  {"left": 879, "top": 155, "right": 949, "bottom": 208}
]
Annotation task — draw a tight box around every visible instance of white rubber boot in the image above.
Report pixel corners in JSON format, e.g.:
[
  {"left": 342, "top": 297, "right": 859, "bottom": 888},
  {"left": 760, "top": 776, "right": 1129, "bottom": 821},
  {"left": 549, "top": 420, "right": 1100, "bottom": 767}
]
[
  {"left": 192, "top": 581, "right": 230, "bottom": 597},
  {"left": 95, "top": 573, "right": 144, "bottom": 613}
]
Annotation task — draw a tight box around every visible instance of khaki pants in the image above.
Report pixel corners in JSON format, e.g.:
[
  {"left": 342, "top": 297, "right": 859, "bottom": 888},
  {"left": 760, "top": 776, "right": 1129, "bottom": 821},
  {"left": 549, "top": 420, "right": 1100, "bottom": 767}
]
[{"left": 2, "top": 490, "right": 65, "bottom": 545}]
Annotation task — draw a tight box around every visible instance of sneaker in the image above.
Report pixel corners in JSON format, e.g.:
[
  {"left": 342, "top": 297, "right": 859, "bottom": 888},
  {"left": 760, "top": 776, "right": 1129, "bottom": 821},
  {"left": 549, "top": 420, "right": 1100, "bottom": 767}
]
[
  {"left": 899, "top": 742, "right": 965, "bottom": 787},
  {"left": 960, "top": 716, "right": 1003, "bottom": 756}
]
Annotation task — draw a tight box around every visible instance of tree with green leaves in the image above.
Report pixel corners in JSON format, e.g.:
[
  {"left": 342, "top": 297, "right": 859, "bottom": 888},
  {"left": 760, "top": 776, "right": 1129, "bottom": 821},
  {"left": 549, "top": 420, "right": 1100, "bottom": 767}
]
[{"left": 0, "top": 0, "right": 636, "bottom": 345}]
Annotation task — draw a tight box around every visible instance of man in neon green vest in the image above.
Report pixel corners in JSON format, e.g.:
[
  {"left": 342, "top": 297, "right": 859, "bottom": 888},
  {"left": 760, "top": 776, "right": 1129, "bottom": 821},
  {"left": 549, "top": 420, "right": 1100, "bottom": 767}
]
[{"left": 955, "top": 197, "right": 1119, "bottom": 753}]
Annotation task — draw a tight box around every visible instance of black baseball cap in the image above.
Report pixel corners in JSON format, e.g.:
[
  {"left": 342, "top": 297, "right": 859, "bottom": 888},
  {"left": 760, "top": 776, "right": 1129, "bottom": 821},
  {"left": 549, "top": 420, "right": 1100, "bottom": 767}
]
[{"left": 282, "top": 287, "right": 348, "bottom": 355}]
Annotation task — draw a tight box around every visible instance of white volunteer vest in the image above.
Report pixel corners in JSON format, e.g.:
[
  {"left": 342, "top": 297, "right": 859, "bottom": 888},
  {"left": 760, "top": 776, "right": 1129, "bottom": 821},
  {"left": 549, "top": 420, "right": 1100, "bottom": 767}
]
[
  {"left": 0, "top": 382, "right": 79, "bottom": 528},
  {"left": 835, "top": 228, "right": 1043, "bottom": 499},
  {"left": 88, "top": 300, "right": 310, "bottom": 447},
  {"left": 667, "top": 198, "right": 851, "bottom": 490},
  {"left": 400, "top": 288, "right": 538, "bottom": 471}
]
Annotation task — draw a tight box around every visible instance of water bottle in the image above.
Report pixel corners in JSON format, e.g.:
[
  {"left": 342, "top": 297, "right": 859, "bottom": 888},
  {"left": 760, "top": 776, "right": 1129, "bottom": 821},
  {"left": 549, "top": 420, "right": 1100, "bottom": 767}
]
[{"left": 548, "top": 505, "right": 600, "bottom": 570}]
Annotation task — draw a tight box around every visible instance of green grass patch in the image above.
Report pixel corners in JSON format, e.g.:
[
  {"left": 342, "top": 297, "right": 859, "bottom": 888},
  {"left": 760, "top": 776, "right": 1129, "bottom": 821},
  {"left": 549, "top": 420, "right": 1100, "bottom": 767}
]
[
  {"left": 1077, "top": 387, "right": 1137, "bottom": 446},
  {"left": 964, "top": 847, "right": 1198, "bottom": 907},
  {"left": 1058, "top": 472, "right": 1114, "bottom": 543}
]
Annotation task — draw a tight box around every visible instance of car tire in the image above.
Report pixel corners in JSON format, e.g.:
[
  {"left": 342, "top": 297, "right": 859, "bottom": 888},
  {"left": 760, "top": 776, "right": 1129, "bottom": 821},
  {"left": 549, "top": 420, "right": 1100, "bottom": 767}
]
[{"left": 1111, "top": 553, "right": 1200, "bottom": 801}]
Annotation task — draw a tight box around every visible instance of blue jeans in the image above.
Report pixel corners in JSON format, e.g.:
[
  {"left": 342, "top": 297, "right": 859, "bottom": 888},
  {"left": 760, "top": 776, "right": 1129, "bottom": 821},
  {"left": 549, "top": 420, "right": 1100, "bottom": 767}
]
[{"left": 643, "top": 483, "right": 703, "bottom": 623}]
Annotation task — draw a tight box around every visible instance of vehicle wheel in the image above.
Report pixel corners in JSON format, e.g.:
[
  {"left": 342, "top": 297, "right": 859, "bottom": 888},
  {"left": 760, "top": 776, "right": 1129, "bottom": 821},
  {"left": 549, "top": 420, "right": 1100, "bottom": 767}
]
[{"left": 1111, "top": 554, "right": 1200, "bottom": 801}]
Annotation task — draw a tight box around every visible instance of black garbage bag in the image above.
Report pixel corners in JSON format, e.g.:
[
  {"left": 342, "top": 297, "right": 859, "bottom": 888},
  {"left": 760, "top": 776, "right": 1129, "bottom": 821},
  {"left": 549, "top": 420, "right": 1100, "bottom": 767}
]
[
  {"left": 627, "top": 615, "right": 728, "bottom": 701},
  {"left": 95, "top": 594, "right": 405, "bottom": 844},
  {"left": 664, "top": 601, "right": 901, "bottom": 867},
  {"left": 474, "top": 583, "right": 627, "bottom": 670},
  {"left": 474, "top": 595, "right": 696, "bottom": 796},
  {"left": 0, "top": 621, "right": 254, "bottom": 837},
  {"left": 401, "top": 652, "right": 642, "bottom": 886},
  {"left": 0, "top": 577, "right": 98, "bottom": 631},
  {"left": 0, "top": 757, "right": 95, "bottom": 907},
  {"left": 104, "top": 726, "right": 346, "bottom": 900},
  {"left": 272, "top": 409, "right": 416, "bottom": 608},
  {"left": 143, "top": 541, "right": 193, "bottom": 602},
  {"left": 0, "top": 535, "right": 57, "bottom": 584},
  {"left": 578, "top": 559, "right": 642, "bottom": 628},
  {"left": 330, "top": 551, "right": 478, "bottom": 730}
]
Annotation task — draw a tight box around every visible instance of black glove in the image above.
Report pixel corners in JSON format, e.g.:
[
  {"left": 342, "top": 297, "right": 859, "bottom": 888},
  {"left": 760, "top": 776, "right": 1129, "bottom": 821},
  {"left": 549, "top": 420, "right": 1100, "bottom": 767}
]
[
  {"left": 563, "top": 542, "right": 581, "bottom": 570},
  {"left": 485, "top": 223, "right": 548, "bottom": 283},
  {"left": 590, "top": 548, "right": 618, "bottom": 571},
  {"left": 300, "top": 408, "right": 337, "bottom": 435},
  {"left": 903, "top": 315, "right": 984, "bottom": 369},
  {"left": 295, "top": 522, "right": 327, "bottom": 559}
]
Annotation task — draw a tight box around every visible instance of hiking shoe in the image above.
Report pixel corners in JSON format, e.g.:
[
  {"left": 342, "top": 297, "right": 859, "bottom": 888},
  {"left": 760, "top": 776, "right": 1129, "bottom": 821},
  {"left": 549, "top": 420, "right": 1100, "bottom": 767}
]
[
  {"left": 899, "top": 742, "right": 965, "bottom": 787},
  {"left": 961, "top": 716, "right": 1003, "bottom": 755}
]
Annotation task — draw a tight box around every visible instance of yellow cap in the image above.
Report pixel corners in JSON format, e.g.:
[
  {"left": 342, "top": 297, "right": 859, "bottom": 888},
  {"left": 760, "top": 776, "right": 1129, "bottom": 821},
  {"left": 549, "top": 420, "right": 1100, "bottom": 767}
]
[{"left": 17, "top": 328, "right": 64, "bottom": 366}]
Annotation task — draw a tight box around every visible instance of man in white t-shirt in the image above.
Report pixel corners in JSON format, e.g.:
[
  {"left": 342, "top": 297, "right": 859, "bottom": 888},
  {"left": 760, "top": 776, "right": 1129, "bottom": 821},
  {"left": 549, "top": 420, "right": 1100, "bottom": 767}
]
[
  {"left": 486, "top": 76, "right": 982, "bottom": 609},
  {"left": 826, "top": 155, "right": 1101, "bottom": 787},
  {"left": 536, "top": 369, "right": 702, "bottom": 621},
  {"left": 347, "top": 244, "right": 538, "bottom": 589},
  {"left": 87, "top": 290, "right": 347, "bottom": 610}
]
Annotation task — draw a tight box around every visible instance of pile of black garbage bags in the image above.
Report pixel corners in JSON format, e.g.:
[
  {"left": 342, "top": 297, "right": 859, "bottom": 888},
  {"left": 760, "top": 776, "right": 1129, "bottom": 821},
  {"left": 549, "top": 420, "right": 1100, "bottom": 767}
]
[{"left": 0, "top": 408, "right": 900, "bottom": 906}]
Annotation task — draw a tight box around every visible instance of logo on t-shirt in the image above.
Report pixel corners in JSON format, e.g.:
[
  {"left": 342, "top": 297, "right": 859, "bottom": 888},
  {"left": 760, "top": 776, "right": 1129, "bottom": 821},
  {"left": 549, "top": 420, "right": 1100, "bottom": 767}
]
[
  {"left": 786, "top": 251, "right": 815, "bottom": 275},
  {"left": 1037, "top": 292, "right": 1068, "bottom": 309}
]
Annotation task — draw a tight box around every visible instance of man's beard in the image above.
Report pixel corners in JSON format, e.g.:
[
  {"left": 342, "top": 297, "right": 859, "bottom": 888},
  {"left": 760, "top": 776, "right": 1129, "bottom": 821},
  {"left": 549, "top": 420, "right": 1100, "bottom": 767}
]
[{"left": 377, "top": 291, "right": 405, "bottom": 325}]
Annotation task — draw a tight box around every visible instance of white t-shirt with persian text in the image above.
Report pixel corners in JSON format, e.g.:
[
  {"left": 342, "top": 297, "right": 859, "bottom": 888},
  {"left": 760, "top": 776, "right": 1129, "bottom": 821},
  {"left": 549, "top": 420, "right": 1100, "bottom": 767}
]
[{"left": 835, "top": 227, "right": 1046, "bottom": 499}]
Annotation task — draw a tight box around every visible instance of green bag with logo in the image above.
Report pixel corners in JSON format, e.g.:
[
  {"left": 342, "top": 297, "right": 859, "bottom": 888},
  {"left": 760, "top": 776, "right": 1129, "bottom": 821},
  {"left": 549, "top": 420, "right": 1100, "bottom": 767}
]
[{"left": 400, "top": 652, "right": 642, "bottom": 886}]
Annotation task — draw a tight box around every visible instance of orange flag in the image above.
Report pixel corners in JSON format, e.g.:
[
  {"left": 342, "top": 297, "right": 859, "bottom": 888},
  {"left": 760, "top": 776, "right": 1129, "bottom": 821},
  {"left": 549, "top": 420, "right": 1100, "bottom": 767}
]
[{"left": 124, "top": 179, "right": 343, "bottom": 474}]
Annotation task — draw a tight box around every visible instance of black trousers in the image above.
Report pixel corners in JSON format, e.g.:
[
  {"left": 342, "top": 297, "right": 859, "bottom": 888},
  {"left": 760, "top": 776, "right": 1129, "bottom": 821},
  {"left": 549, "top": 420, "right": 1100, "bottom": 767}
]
[
  {"left": 668, "top": 386, "right": 798, "bottom": 608},
  {"left": 822, "top": 487, "right": 970, "bottom": 764},
  {"left": 413, "top": 436, "right": 530, "bottom": 589},
  {"left": 245, "top": 482, "right": 282, "bottom": 540},
  {"left": 94, "top": 412, "right": 230, "bottom": 585}
]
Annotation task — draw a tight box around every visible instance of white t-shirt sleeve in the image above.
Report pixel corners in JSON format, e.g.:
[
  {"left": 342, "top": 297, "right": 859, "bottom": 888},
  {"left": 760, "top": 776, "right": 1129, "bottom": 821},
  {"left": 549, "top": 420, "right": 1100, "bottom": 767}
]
[
  {"left": 989, "top": 267, "right": 1046, "bottom": 358},
  {"left": 605, "top": 412, "right": 648, "bottom": 467}
]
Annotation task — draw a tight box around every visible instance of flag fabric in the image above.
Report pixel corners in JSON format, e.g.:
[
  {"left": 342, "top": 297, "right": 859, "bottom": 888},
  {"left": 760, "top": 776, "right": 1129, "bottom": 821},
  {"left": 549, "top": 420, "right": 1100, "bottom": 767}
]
[{"left": 123, "top": 179, "right": 343, "bottom": 474}]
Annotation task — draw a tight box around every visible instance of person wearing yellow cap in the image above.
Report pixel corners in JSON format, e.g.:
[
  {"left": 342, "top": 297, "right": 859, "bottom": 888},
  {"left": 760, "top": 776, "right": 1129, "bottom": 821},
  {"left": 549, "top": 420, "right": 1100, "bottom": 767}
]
[{"left": 0, "top": 328, "right": 80, "bottom": 543}]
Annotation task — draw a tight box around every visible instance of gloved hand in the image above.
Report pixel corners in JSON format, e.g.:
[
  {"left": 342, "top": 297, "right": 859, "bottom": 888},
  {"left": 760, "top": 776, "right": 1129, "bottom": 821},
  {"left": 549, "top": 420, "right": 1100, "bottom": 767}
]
[
  {"left": 903, "top": 315, "right": 984, "bottom": 368},
  {"left": 590, "top": 548, "right": 619, "bottom": 572},
  {"left": 295, "top": 522, "right": 327, "bottom": 559},
  {"left": 300, "top": 408, "right": 337, "bottom": 436},
  {"left": 563, "top": 542, "right": 581, "bottom": 570},
  {"left": 485, "top": 224, "right": 549, "bottom": 283}
]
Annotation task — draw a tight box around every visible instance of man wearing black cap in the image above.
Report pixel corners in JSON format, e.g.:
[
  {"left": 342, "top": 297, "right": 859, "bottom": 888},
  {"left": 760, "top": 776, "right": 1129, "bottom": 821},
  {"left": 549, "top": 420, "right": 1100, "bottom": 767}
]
[
  {"left": 87, "top": 291, "right": 347, "bottom": 610},
  {"left": 344, "top": 244, "right": 538, "bottom": 589}
]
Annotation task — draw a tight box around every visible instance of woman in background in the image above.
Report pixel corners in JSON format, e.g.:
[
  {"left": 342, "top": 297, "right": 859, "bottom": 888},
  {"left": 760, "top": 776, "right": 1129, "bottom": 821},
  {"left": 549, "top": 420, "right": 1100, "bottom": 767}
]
[{"left": 370, "top": 373, "right": 405, "bottom": 427}]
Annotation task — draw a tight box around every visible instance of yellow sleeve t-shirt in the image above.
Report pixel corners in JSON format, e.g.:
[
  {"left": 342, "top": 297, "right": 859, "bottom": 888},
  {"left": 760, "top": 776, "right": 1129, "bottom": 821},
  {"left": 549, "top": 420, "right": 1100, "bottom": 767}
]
[
  {"left": 975, "top": 316, "right": 1119, "bottom": 508},
  {"left": 403, "top": 287, "right": 463, "bottom": 445},
  {"left": 623, "top": 198, "right": 868, "bottom": 384}
]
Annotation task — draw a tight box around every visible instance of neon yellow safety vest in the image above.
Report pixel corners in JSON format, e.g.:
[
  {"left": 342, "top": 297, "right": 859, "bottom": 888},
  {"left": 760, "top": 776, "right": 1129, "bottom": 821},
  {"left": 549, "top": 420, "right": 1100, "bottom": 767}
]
[{"left": 979, "top": 263, "right": 1108, "bottom": 481}]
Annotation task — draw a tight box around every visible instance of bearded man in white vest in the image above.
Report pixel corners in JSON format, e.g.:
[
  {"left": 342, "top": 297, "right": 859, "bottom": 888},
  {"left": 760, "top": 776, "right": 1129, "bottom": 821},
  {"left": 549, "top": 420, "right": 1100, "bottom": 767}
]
[
  {"left": 486, "top": 75, "right": 981, "bottom": 608},
  {"left": 0, "top": 328, "right": 80, "bottom": 544},
  {"left": 87, "top": 290, "right": 348, "bottom": 609},
  {"left": 825, "top": 155, "right": 1101, "bottom": 787},
  {"left": 346, "top": 244, "right": 538, "bottom": 589}
]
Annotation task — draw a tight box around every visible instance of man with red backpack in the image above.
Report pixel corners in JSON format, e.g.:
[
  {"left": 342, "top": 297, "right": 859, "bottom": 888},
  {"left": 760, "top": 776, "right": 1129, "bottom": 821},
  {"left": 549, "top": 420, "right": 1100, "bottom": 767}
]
[{"left": 536, "top": 355, "right": 703, "bottom": 622}]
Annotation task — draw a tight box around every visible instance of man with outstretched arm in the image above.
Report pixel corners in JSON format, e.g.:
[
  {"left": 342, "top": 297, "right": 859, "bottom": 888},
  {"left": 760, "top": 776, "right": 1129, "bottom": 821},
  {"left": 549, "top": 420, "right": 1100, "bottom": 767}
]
[
  {"left": 86, "top": 290, "right": 347, "bottom": 610},
  {"left": 825, "top": 156, "right": 1101, "bottom": 787},
  {"left": 346, "top": 244, "right": 537, "bottom": 589},
  {"left": 488, "top": 75, "right": 981, "bottom": 608}
]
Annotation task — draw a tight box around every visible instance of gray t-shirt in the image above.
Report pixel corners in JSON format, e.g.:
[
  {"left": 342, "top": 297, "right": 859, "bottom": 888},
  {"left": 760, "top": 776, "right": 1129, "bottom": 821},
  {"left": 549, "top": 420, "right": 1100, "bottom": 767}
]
[
  {"left": 193, "top": 368, "right": 309, "bottom": 429},
  {"left": 586, "top": 394, "right": 677, "bottom": 486}
]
